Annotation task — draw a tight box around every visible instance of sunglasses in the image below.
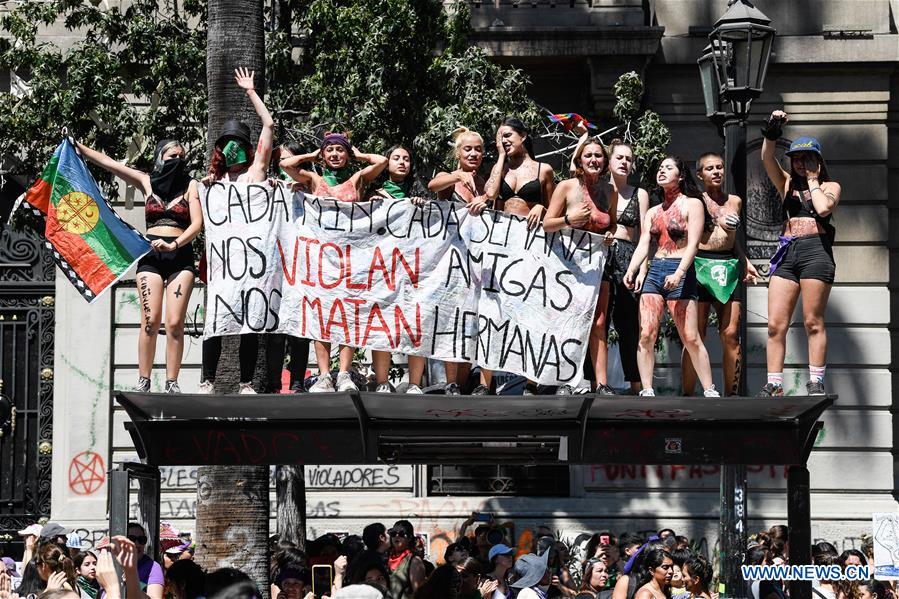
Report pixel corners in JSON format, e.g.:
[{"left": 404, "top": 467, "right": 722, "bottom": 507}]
[{"left": 128, "top": 535, "right": 148, "bottom": 545}]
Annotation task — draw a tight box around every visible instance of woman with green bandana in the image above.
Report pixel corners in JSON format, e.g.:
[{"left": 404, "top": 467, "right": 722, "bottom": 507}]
[
  {"left": 280, "top": 132, "right": 388, "bottom": 393},
  {"left": 368, "top": 145, "right": 427, "bottom": 394},
  {"left": 197, "top": 66, "right": 275, "bottom": 395}
]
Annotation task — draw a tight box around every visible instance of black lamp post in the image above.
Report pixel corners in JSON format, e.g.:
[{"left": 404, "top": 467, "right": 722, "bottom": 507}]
[{"left": 698, "top": 3, "right": 775, "bottom": 598}]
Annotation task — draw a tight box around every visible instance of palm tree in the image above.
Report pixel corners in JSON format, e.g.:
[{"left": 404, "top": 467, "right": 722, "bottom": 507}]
[{"left": 195, "top": 1, "right": 270, "bottom": 595}]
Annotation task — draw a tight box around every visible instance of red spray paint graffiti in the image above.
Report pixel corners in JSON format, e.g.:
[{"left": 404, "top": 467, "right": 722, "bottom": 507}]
[{"left": 69, "top": 451, "right": 106, "bottom": 495}]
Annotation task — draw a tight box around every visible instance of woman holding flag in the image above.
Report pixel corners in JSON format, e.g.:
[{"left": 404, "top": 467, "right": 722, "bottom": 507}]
[
  {"left": 73, "top": 135, "right": 202, "bottom": 394},
  {"left": 197, "top": 67, "right": 275, "bottom": 394},
  {"left": 279, "top": 131, "right": 388, "bottom": 393}
]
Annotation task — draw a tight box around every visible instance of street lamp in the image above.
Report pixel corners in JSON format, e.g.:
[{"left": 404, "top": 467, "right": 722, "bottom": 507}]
[{"left": 698, "top": 3, "right": 775, "bottom": 599}]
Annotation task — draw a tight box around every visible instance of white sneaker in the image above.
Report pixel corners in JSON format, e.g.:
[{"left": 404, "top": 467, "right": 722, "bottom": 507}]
[
  {"left": 309, "top": 374, "right": 335, "bottom": 393},
  {"left": 197, "top": 380, "right": 214, "bottom": 394},
  {"left": 376, "top": 383, "right": 393, "bottom": 393},
  {"left": 239, "top": 382, "right": 256, "bottom": 395},
  {"left": 639, "top": 388, "right": 656, "bottom": 397},
  {"left": 703, "top": 385, "right": 720, "bottom": 398},
  {"left": 336, "top": 371, "right": 358, "bottom": 392},
  {"left": 406, "top": 384, "right": 424, "bottom": 394}
]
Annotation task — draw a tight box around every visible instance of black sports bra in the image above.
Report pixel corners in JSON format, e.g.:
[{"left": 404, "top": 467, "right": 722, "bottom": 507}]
[
  {"left": 499, "top": 164, "right": 545, "bottom": 204},
  {"left": 617, "top": 187, "right": 640, "bottom": 228}
]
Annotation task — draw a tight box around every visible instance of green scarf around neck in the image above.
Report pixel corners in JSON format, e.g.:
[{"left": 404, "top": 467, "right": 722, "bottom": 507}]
[
  {"left": 322, "top": 166, "right": 354, "bottom": 187},
  {"left": 382, "top": 178, "right": 411, "bottom": 199}
]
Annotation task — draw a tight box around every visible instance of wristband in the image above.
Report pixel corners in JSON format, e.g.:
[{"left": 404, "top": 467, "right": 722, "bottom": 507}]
[
  {"left": 809, "top": 187, "right": 821, "bottom": 194},
  {"left": 564, "top": 214, "right": 571, "bottom": 226},
  {"left": 173, "top": 240, "right": 180, "bottom": 249}
]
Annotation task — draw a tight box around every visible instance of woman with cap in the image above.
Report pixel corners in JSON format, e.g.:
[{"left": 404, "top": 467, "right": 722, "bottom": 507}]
[
  {"left": 486, "top": 544, "right": 515, "bottom": 599},
  {"left": 510, "top": 552, "right": 552, "bottom": 598},
  {"left": 622, "top": 156, "right": 719, "bottom": 398},
  {"left": 543, "top": 130, "right": 617, "bottom": 396},
  {"left": 73, "top": 135, "right": 201, "bottom": 394},
  {"left": 386, "top": 521, "right": 426, "bottom": 599},
  {"left": 197, "top": 67, "right": 275, "bottom": 395},
  {"left": 758, "top": 110, "right": 841, "bottom": 397},
  {"left": 367, "top": 144, "right": 428, "bottom": 394},
  {"left": 427, "top": 127, "right": 490, "bottom": 395},
  {"left": 279, "top": 132, "right": 387, "bottom": 393}
]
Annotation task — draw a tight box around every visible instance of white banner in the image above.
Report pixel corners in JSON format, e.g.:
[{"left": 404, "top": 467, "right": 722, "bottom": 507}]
[{"left": 200, "top": 182, "right": 606, "bottom": 385}]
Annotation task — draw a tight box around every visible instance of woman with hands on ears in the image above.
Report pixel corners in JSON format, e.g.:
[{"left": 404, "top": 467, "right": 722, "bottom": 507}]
[
  {"left": 73, "top": 132, "right": 201, "bottom": 395},
  {"left": 623, "top": 156, "right": 719, "bottom": 398},
  {"left": 544, "top": 128, "right": 618, "bottom": 396}
]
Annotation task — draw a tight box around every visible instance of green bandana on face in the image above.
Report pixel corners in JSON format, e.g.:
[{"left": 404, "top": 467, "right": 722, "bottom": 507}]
[
  {"left": 694, "top": 257, "right": 740, "bottom": 304},
  {"left": 223, "top": 140, "right": 248, "bottom": 167},
  {"left": 322, "top": 166, "right": 353, "bottom": 187},
  {"left": 382, "top": 178, "right": 410, "bottom": 199}
]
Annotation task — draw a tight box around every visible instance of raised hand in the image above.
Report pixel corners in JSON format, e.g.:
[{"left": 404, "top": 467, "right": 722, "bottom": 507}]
[
  {"left": 46, "top": 571, "right": 68, "bottom": 591},
  {"left": 234, "top": 67, "right": 256, "bottom": 92},
  {"left": 95, "top": 550, "right": 120, "bottom": 595}
]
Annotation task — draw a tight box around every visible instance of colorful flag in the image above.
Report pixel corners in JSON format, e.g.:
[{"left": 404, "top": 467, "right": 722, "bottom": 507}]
[
  {"left": 547, "top": 112, "right": 598, "bottom": 131},
  {"left": 24, "top": 138, "right": 150, "bottom": 302}
]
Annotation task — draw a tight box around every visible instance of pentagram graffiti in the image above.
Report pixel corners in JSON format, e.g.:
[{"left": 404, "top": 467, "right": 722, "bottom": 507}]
[{"left": 69, "top": 451, "right": 106, "bottom": 495}]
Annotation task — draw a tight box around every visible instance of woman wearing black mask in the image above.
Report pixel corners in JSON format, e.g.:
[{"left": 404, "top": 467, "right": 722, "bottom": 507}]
[{"left": 75, "top": 137, "right": 202, "bottom": 394}]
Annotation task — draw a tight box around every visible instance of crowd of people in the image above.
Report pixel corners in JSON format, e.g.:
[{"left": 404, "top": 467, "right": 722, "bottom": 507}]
[
  {"left": 2, "top": 519, "right": 883, "bottom": 599},
  {"left": 80, "top": 69, "right": 839, "bottom": 399}
]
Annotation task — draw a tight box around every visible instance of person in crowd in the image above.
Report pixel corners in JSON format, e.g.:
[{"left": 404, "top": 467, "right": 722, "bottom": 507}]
[
  {"left": 811, "top": 546, "right": 839, "bottom": 599},
  {"left": 362, "top": 523, "right": 391, "bottom": 556},
  {"left": 73, "top": 552, "right": 98, "bottom": 599},
  {"left": 205, "top": 568, "right": 254, "bottom": 599},
  {"left": 279, "top": 132, "right": 388, "bottom": 393},
  {"left": 633, "top": 548, "right": 673, "bottom": 599},
  {"left": 756, "top": 527, "right": 788, "bottom": 566},
  {"left": 605, "top": 140, "right": 650, "bottom": 395},
  {"left": 73, "top": 135, "right": 200, "bottom": 395},
  {"left": 20, "top": 524, "right": 43, "bottom": 569},
  {"left": 209, "top": 580, "right": 263, "bottom": 599},
  {"left": 17, "top": 559, "right": 46, "bottom": 597},
  {"left": 839, "top": 549, "right": 867, "bottom": 567},
  {"left": 759, "top": 110, "right": 841, "bottom": 396},
  {"left": 446, "top": 543, "right": 471, "bottom": 567},
  {"left": 681, "top": 152, "right": 760, "bottom": 396},
  {"left": 681, "top": 555, "right": 712, "bottom": 599},
  {"left": 127, "top": 522, "right": 165, "bottom": 599},
  {"left": 510, "top": 552, "right": 552, "bottom": 599},
  {"left": 346, "top": 552, "right": 390, "bottom": 591},
  {"left": 485, "top": 544, "right": 514, "bottom": 599},
  {"left": 413, "top": 564, "right": 461, "bottom": 599},
  {"left": 428, "top": 127, "right": 490, "bottom": 395},
  {"left": 198, "top": 67, "right": 275, "bottom": 395},
  {"left": 387, "top": 521, "right": 426, "bottom": 599},
  {"left": 667, "top": 549, "right": 692, "bottom": 599},
  {"left": 658, "top": 530, "right": 676, "bottom": 541},
  {"left": 166, "top": 559, "right": 205, "bottom": 599},
  {"left": 543, "top": 132, "right": 617, "bottom": 396},
  {"left": 37, "top": 590, "right": 79, "bottom": 599},
  {"left": 367, "top": 144, "right": 428, "bottom": 394},
  {"left": 456, "top": 557, "right": 497, "bottom": 599},
  {"left": 859, "top": 580, "right": 888, "bottom": 599},
  {"left": 611, "top": 534, "right": 651, "bottom": 599},
  {"left": 34, "top": 543, "right": 77, "bottom": 593},
  {"left": 580, "top": 558, "right": 611, "bottom": 597},
  {"left": 673, "top": 538, "right": 690, "bottom": 552},
  {"left": 2, "top": 557, "right": 21, "bottom": 591},
  {"left": 623, "top": 156, "right": 719, "bottom": 397}
]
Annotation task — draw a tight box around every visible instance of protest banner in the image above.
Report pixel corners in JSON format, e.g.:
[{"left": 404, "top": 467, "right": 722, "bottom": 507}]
[{"left": 199, "top": 182, "right": 606, "bottom": 385}]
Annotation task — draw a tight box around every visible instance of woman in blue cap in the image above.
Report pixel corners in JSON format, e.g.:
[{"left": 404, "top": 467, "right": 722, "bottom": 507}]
[
  {"left": 198, "top": 67, "right": 275, "bottom": 394},
  {"left": 758, "top": 110, "right": 842, "bottom": 397}
]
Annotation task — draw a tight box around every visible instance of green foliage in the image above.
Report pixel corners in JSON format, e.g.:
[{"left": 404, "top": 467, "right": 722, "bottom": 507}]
[
  {"left": 611, "top": 71, "right": 671, "bottom": 191},
  {"left": 0, "top": 0, "right": 208, "bottom": 193}
]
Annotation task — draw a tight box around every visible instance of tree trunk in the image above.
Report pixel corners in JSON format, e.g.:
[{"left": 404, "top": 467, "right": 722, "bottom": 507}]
[
  {"left": 197, "top": 2, "right": 270, "bottom": 597},
  {"left": 276, "top": 466, "right": 307, "bottom": 550}
]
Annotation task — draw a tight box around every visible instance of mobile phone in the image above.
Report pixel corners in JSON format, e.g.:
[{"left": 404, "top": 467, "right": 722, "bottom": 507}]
[
  {"left": 312, "top": 564, "right": 333, "bottom": 598},
  {"left": 474, "top": 512, "right": 492, "bottom": 522},
  {"left": 600, "top": 534, "right": 610, "bottom": 545}
]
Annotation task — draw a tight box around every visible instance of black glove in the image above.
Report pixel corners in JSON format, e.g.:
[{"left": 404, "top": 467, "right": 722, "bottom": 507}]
[{"left": 760, "top": 116, "right": 784, "bottom": 140}]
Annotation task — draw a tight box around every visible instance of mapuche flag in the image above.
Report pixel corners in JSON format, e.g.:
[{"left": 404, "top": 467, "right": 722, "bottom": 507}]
[{"left": 24, "top": 138, "right": 150, "bottom": 302}]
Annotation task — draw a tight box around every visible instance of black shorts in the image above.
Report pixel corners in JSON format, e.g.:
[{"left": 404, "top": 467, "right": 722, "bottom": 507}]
[
  {"left": 771, "top": 235, "right": 835, "bottom": 285},
  {"left": 136, "top": 234, "right": 197, "bottom": 281},
  {"left": 604, "top": 239, "right": 636, "bottom": 284}
]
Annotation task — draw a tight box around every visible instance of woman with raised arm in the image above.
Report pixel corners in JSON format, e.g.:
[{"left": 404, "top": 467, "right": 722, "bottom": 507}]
[
  {"left": 369, "top": 144, "right": 428, "bottom": 394},
  {"left": 280, "top": 132, "right": 388, "bottom": 393},
  {"left": 622, "top": 156, "right": 719, "bottom": 398},
  {"left": 428, "top": 127, "right": 489, "bottom": 395},
  {"left": 606, "top": 140, "right": 650, "bottom": 395},
  {"left": 74, "top": 133, "right": 201, "bottom": 394},
  {"left": 758, "top": 110, "right": 840, "bottom": 397},
  {"left": 197, "top": 67, "right": 275, "bottom": 395},
  {"left": 543, "top": 132, "right": 617, "bottom": 396}
]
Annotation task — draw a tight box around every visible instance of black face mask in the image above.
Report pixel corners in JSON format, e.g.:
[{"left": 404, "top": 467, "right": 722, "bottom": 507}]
[{"left": 150, "top": 157, "right": 191, "bottom": 201}]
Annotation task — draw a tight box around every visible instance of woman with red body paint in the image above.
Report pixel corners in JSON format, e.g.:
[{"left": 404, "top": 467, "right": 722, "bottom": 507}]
[{"left": 623, "top": 156, "right": 719, "bottom": 397}]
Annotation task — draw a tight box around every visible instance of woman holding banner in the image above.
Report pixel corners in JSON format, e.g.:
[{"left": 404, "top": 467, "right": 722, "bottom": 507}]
[
  {"left": 428, "top": 127, "right": 489, "bottom": 394},
  {"left": 543, "top": 132, "right": 617, "bottom": 396},
  {"left": 623, "top": 156, "right": 719, "bottom": 398},
  {"left": 279, "top": 132, "right": 388, "bottom": 392},
  {"left": 369, "top": 144, "right": 427, "bottom": 394},
  {"left": 73, "top": 137, "right": 202, "bottom": 395},
  {"left": 198, "top": 67, "right": 275, "bottom": 395}
]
